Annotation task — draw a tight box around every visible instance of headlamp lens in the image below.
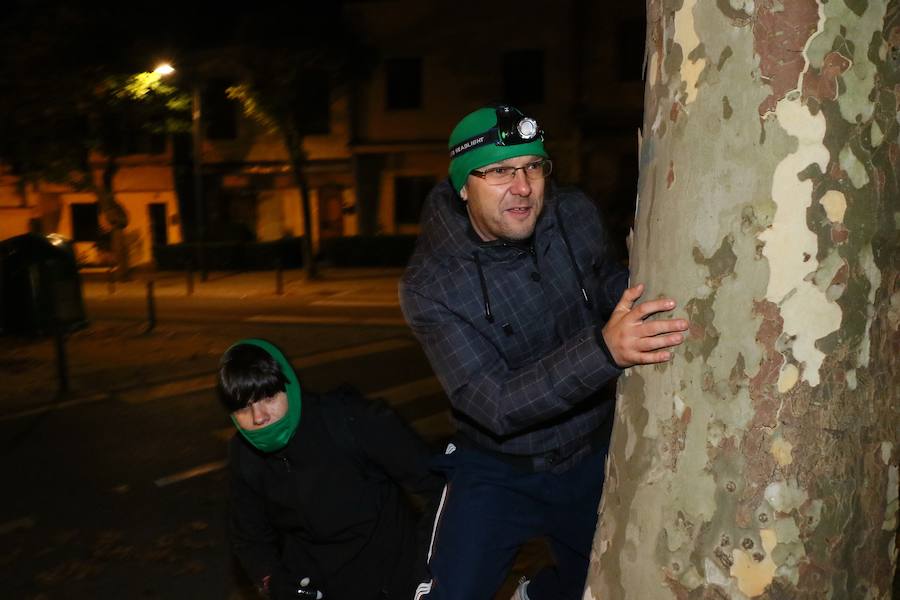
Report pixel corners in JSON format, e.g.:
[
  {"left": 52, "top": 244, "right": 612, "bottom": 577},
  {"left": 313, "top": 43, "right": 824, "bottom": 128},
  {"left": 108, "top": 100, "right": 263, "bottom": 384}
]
[
  {"left": 516, "top": 118, "right": 538, "bottom": 140},
  {"left": 495, "top": 106, "right": 542, "bottom": 146}
]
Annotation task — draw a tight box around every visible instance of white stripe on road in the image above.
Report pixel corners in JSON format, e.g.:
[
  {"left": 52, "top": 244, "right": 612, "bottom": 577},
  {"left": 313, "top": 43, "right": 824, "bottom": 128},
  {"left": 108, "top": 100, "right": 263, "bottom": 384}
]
[
  {"left": 245, "top": 314, "right": 407, "bottom": 326},
  {"left": 127, "top": 338, "right": 417, "bottom": 404},
  {"left": 154, "top": 460, "right": 227, "bottom": 487},
  {"left": 0, "top": 516, "right": 36, "bottom": 536}
]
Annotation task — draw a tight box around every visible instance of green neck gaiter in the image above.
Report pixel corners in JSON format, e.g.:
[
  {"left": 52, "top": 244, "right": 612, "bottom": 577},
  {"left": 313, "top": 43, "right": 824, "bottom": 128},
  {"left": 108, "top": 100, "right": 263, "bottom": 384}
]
[{"left": 229, "top": 339, "right": 302, "bottom": 453}]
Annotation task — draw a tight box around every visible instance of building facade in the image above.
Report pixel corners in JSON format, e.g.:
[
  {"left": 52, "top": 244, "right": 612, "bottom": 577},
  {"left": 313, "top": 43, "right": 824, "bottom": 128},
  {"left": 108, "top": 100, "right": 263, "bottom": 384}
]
[{"left": 0, "top": 0, "right": 645, "bottom": 266}]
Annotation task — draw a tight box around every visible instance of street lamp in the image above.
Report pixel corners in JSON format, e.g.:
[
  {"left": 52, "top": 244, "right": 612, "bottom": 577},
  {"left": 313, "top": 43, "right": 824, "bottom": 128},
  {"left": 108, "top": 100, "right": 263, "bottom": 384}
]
[
  {"left": 154, "top": 63, "right": 206, "bottom": 280},
  {"left": 153, "top": 63, "right": 175, "bottom": 76}
]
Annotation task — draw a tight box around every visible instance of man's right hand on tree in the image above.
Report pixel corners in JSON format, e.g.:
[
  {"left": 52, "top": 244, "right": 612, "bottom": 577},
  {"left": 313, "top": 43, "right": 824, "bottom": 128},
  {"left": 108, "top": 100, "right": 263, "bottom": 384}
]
[{"left": 601, "top": 283, "right": 689, "bottom": 368}]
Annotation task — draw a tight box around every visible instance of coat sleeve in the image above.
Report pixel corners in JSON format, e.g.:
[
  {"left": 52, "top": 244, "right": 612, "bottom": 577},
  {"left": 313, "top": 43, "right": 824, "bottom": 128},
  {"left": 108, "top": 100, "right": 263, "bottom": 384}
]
[
  {"left": 228, "top": 442, "right": 310, "bottom": 598},
  {"left": 337, "top": 388, "right": 442, "bottom": 497},
  {"left": 335, "top": 389, "right": 443, "bottom": 586},
  {"left": 400, "top": 283, "right": 623, "bottom": 438}
]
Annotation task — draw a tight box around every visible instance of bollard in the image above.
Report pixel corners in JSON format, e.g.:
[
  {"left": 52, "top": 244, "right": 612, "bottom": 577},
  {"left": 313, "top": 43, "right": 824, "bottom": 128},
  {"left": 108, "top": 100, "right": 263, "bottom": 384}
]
[
  {"left": 276, "top": 260, "right": 284, "bottom": 296},
  {"left": 146, "top": 281, "right": 156, "bottom": 332},
  {"left": 186, "top": 264, "right": 194, "bottom": 296},
  {"left": 107, "top": 268, "right": 116, "bottom": 295},
  {"left": 54, "top": 323, "right": 69, "bottom": 395}
]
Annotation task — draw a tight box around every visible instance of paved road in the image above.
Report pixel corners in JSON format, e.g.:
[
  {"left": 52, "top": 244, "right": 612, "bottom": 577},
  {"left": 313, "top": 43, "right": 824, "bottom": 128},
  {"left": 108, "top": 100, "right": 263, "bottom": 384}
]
[{"left": 0, "top": 288, "right": 545, "bottom": 599}]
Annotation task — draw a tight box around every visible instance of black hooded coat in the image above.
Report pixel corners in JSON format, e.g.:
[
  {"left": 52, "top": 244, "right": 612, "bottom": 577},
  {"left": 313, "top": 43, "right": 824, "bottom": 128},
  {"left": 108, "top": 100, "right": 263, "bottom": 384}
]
[{"left": 228, "top": 386, "right": 440, "bottom": 599}]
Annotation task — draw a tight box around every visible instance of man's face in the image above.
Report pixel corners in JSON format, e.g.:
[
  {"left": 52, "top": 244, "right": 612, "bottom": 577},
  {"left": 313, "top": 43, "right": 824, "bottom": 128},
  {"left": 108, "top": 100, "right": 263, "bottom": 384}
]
[
  {"left": 461, "top": 154, "right": 546, "bottom": 242},
  {"left": 231, "top": 391, "right": 288, "bottom": 431}
]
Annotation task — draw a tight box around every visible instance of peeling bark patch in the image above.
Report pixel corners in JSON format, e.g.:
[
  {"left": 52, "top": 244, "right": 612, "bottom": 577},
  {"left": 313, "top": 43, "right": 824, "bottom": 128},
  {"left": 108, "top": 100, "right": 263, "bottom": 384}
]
[
  {"left": 750, "top": 300, "right": 785, "bottom": 395},
  {"left": 717, "top": 46, "right": 734, "bottom": 71},
  {"left": 685, "top": 297, "right": 721, "bottom": 362},
  {"left": 819, "top": 190, "right": 847, "bottom": 222},
  {"left": 771, "top": 437, "right": 794, "bottom": 467},
  {"left": 830, "top": 223, "right": 850, "bottom": 244},
  {"left": 696, "top": 235, "right": 738, "bottom": 284},
  {"left": 667, "top": 161, "right": 676, "bottom": 189},
  {"left": 660, "top": 400, "right": 692, "bottom": 471},
  {"left": 723, "top": 96, "right": 733, "bottom": 119},
  {"left": 753, "top": 0, "right": 821, "bottom": 116},
  {"left": 802, "top": 51, "right": 852, "bottom": 103},
  {"left": 730, "top": 528, "right": 778, "bottom": 596},
  {"left": 716, "top": 0, "right": 752, "bottom": 26},
  {"left": 758, "top": 98, "right": 842, "bottom": 387},
  {"left": 844, "top": 0, "right": 869, "bottom": 17},
  {"left": 764, "top": 479, "right": 809, "bottom": 513},
  {"left": 776, "top": 363, "right": 800, "bottom": 393},
  {"left": 838, "top": 144, "right": 870, "bottom": 188},
  {"left": 673, "top": 0, "right": 707, "bottom": 104},
  {"left": 826, "top": 263, "right": 850, "bottom": 302}
]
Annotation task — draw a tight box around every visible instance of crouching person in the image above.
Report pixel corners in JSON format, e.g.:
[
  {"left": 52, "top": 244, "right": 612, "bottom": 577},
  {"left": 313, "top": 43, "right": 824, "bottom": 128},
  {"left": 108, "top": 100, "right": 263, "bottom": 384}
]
[{"left": 217, "top": 338, "right": 442, "bottom": 599}]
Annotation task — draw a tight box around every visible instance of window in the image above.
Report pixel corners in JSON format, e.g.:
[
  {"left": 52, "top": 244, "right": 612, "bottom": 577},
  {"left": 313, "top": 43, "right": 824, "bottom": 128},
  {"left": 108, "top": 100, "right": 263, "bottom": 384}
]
[
  {"left": 385, "top": 57, "right": 423, "bottom": 110},
  {"left": 204, "top": 79, "right": 239, "bottom": 140},
  {"left": 502, "top": 49, "right": 545, "bottom": 105},
  {"left": 395, "top": 176, "right": 435, "bottom": 225},
  {"left": 148, "top": 203, "right": 168, "bottom": 247},
  {"left": 617, "top": 18, "right": 646, "bottom": 82},
  {"left": 71, "top": 204, "right": 100, "bottom": 241}
]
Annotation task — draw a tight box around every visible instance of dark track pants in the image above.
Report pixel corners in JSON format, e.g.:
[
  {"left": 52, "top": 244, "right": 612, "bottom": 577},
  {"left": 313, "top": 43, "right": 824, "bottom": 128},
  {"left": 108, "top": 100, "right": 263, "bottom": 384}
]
[{"left": 414, "top": 442, "right": 607, "bottom": 600}]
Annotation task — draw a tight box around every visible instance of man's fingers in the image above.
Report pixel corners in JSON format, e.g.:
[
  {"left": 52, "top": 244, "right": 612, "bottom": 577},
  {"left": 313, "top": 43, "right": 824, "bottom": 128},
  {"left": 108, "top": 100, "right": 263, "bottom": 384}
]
[
  {"left": 638, "top": 318, "right": 689, "bottom": 338},
  {"left": 635, "top": 297, "right": 677, "bottom": 319},
  {"left": 614, "top": 284, "right": 645, "bottom": 312},
  {"left": 635, "top": 332, "right": 685, "bottom": 352},
  {"left": 636, "top": 350, "right": 674, "bottom": 364}
]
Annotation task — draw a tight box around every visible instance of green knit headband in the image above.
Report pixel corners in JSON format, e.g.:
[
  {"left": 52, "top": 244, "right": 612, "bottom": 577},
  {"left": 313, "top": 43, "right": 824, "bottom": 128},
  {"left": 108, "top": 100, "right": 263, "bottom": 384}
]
[{"left": 448, "top": 106, "right": 549, "bottom": 193}]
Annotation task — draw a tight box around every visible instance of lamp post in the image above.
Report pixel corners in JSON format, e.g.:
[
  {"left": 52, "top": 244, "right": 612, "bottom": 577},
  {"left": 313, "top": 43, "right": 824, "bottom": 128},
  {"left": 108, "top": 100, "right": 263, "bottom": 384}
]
[
  {"left": 154, "top": 63, "right": 206, "bottom": 280},
  {"left": 191, "top": 84, "right": 206, "bottom": 280}
]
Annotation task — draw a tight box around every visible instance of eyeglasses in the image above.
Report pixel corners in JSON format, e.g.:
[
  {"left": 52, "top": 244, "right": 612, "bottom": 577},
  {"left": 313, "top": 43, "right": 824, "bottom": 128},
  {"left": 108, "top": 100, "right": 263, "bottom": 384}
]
[{"left": 470, "top": 159, "right": 553, "bottom": 185}]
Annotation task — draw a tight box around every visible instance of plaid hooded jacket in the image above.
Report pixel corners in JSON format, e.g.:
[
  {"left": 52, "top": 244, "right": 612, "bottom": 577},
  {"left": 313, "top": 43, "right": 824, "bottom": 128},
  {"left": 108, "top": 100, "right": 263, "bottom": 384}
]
[{"left": 400, "top": 180, "right": 629, "bottom": 466}]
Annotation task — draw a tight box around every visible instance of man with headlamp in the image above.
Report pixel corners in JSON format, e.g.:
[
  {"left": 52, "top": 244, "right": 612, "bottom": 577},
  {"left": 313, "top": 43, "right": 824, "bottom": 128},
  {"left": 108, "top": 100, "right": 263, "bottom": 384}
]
[{"left": 400, "top": 105, "right": 689, "bottom": 600}]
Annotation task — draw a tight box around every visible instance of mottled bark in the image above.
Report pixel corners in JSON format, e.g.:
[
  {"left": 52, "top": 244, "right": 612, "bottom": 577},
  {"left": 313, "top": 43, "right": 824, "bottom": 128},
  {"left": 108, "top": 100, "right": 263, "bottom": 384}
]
[{"left": 586, "top": 1, "right": 899, "bottom": 599}]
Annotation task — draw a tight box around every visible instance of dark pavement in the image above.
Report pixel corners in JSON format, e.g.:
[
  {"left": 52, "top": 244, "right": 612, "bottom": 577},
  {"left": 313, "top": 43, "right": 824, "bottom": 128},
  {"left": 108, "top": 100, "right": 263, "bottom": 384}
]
[{"left": 0, "top": 269, "right": 547, "bottom": 599}]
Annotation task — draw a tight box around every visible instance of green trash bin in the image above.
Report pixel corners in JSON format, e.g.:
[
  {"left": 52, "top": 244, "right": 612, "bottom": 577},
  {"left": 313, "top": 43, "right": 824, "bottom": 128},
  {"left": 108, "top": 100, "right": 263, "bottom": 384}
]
[{"left": 0, "top": 233, "right": 88, "bottom": 336}]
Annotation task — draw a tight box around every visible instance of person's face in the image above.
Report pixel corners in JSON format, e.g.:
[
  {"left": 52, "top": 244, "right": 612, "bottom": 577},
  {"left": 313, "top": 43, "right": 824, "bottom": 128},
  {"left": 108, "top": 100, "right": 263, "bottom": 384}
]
[
  {"left": 461, "top": 155, "right": 546, "bottom": 242},
  {"left": 231, "top": 391, "right": 288, "bottom": 431}
]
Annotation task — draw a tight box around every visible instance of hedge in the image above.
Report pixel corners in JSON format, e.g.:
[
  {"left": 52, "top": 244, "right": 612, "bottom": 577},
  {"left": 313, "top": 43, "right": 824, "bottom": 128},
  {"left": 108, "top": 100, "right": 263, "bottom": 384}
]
[{"left": 153, "top": 235, "right": 418, "bottom": 270}]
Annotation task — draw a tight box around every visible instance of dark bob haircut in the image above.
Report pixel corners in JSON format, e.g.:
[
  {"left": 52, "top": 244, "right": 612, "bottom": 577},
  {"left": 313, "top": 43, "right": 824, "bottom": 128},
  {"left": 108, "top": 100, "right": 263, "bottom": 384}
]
[{"left": 217, "top": 343, "right": 289, "bottom": 413}]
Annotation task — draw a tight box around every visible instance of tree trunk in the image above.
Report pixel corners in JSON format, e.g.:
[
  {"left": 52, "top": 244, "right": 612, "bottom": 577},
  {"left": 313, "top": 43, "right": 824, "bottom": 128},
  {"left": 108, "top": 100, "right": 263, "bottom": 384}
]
[
  {"left": 585, "top": 1, "right": 898, "bottom": 599},
  {"left": 96, "top": 157, "right": 130, "bottom": 281},
  {"left": 284, "top": 125, "right": 318, "bottom": 280}
]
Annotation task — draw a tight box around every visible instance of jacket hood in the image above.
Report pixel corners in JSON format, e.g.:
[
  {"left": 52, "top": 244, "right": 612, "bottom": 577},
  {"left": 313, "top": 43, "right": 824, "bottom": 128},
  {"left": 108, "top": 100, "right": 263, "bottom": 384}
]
[{"left": 228, "top": 338, "right": 303, "bottom": 452}]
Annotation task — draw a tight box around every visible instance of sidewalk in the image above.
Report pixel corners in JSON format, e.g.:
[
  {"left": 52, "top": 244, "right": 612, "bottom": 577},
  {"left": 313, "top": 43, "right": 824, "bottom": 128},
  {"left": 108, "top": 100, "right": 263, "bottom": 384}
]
[
  {"left": 0, "top": 267, "right": 408, "bottom": 420},
  {"left": 80, "top": 266, "right": 405, "bottom": 300}
]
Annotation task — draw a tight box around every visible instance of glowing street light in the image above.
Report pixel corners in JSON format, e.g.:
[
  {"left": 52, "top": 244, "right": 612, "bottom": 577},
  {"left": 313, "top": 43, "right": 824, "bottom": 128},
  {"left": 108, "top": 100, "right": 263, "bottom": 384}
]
[{"left": 153, "top": 63, "right": 175, "bottom": 76}]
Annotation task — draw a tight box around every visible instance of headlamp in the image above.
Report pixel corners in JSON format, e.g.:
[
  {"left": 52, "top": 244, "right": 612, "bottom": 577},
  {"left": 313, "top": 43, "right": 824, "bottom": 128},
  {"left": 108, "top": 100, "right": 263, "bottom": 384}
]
[{"left": 449, "top": 105, "right": 544, "bottom": 159}]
